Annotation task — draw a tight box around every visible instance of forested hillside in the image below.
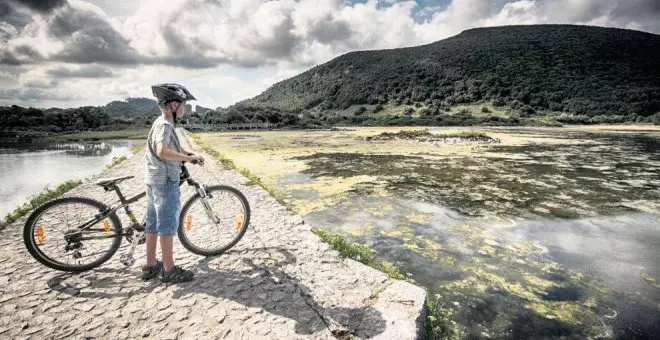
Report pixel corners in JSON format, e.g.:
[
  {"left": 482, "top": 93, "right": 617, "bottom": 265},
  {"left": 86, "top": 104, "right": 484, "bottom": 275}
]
[{"left": 214, "top": 25, "right": 660, "bottom": 126}]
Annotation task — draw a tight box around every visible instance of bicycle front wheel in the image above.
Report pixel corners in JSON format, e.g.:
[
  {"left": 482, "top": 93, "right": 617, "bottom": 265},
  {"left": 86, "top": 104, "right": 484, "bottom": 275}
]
[
  {"left": 178, "top": 185, "right": 250, "bottom": 256},
  {"left": 23, "top": 196, "right": 122, "bottom": 272}
]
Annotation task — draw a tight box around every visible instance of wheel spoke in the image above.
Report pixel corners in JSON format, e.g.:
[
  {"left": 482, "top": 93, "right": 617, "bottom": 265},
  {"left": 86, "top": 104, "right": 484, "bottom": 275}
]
[
  {"left": 24, "top": 197, "right": 121, "bottom": 272},
  {"left": 179, "top": 186, "right": 249, "bottom": 255}
]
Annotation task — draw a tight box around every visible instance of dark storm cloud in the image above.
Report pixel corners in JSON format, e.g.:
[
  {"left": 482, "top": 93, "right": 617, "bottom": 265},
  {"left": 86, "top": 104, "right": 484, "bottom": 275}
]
[
  {"left": 47, "top": 65, "right": 115, "bottom": 78},
  {"left": 9, "top": 0, "right": 67, "bottom": 14},
  {"left": 0, "top": 51, "right": 22, "bottom": 66},
  {"left": 14, "top": 45, "right": 42, "bottom": 61},
  {"left": 305, "top": 15, "right": 353, "bottom": 44},
  {"left": 0, "top": 87, "right": 75, "bottom": 101},
  {"left": 610, "top": 0, "right": 660, "bottom": 19},
  {"left": 0, "top": 46, "right": 41, "bottom": 66},
  {"left": 254, "top": 16, "right": 300, "bottom": 59},
  {"left": 0, "top": 88, "right": 19, "bottom": 99},
  {"left": 23, "top": 79, "right": 58, "bottom": 88},
  {"left": 610, "top": 0, "right": 660, "bottom": 33},
  {"left": 160, "top": 20, "right": 270, "bottom": 68},
  {"left": 153, "top": 55, "right": 227, "bottom": 69},
  {"left": 0, "top": 2, "right": 32, "bottom": 29},
  {"left": 47, "top": 5, "right": 140, "bottom": 65}
]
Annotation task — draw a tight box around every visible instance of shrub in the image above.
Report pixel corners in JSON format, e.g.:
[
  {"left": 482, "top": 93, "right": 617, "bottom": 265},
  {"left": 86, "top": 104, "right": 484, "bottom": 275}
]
[
  {"left": 457, "top": 108, "right": 472, "bottom": 115},
  {"left": 312, "top": 228, "right": 404, "bottom": 280},
  {"left": 105, "top": 155, "right": 128, "bottom": 169},
  {"left": 1, "top": 180, "right": 82, "bottom": 230},
  {"left": 521, "top": 105, "right": 535, "bottom": 115}
]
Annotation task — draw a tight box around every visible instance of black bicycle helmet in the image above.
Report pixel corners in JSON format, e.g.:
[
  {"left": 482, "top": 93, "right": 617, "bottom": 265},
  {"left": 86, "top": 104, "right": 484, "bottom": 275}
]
[{"left": 151, "top": 83, "right": 196, "bottom": 105}]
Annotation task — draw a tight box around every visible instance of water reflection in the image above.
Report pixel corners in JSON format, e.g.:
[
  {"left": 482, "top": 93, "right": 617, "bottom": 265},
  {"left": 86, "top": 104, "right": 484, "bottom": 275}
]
[
  {"left": 284, "top": 129, "right": 660, "bottom": 339},
  {"left": 52, "top": 142, "right": 114, "bottom": 157},
  {"left": 199, "top": 127, "right": 659, "bottom": 338},
  {"left": 0, "top": 140, "right": 133, "bottom": 217}
]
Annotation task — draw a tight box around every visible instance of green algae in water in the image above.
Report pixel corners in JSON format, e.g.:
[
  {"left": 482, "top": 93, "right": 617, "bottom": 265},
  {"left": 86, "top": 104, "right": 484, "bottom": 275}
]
[
  {"left": 199, "top": 127, "right": 660, "bottom": 339},
  {"left": 641, "top": 272, "right": 660, "bottom": 289}
]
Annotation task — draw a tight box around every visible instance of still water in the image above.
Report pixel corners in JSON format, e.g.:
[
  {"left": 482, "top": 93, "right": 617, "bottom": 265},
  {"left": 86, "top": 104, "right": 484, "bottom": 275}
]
[
  {"left": 199, "top": 127, "right": 660, "bottom": 339},
  {"left": 0, "top": 140, "right": 133, "bottom": 217}
]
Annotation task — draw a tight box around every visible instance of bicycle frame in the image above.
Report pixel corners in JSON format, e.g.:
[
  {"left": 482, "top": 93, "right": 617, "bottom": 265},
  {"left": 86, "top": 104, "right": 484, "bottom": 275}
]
[{"left": 72, "top": 164, "right": 213, "bottom": 241}]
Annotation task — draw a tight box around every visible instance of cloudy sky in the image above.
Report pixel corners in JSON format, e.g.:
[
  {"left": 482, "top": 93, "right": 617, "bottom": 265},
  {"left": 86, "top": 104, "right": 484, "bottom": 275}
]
[{"left": 1, "top": 0, "right": 658, "bottom": 109}]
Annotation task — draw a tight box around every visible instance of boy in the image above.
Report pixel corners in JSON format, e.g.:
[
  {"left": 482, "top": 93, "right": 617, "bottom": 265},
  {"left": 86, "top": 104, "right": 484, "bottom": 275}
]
[{"left": 142, "top": 83, "right": 204, "bottom": 282}]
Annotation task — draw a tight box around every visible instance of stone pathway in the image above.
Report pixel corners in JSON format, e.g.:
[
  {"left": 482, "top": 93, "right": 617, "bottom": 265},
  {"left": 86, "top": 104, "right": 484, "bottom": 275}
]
[{"left": 0, "top": 130, "right": 426, "bottom": 339}]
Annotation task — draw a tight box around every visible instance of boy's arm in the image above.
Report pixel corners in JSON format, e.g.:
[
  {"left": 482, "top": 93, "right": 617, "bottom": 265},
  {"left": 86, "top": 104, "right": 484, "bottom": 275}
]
[
  {"left": 156, "top": 142, "right": 195, "bottom": 162},
  {"left": 181, "top": 147, "right": 194, "bottom": 156}
]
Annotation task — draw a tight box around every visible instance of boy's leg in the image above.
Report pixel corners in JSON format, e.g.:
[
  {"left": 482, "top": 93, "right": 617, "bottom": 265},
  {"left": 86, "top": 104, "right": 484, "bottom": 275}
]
[
  {"left": 145, "top": 185, "right": 158, "bottom": 265},
  {"left": 157, "top": 179, "right": 181, "bottom": 272},
  {"left": 141, "top": 185, "right": 162, "bottom": 280},
  {"left": 158, "top": 180, "right": 193, "bottom": 282},
  {"left": 146, "top": 234, "right": 158, "bottom": 265},
  {"left": 161, "top": 236, "right": 175, "bottom": 272}
]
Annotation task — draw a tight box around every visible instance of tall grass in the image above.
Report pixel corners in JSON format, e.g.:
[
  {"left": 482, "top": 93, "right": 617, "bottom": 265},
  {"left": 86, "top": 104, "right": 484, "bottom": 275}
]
[
  {"left": 311, "top": 227, "right": 405, "bottom": 280},
  {"left": 435, "top": 131, "right": 489, "bottom": 138},
  {"left": 425, "top": 293, "right": 461, "bottom": 340},
  {"left": 377, "top": 129, "right": 490, "bottom": 139},
  {"left": 105, "top": 156, "right": 128, "bottom": 169}
]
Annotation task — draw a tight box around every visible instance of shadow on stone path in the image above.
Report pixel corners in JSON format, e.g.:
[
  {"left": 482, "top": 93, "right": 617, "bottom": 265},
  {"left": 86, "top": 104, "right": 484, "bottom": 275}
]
[
  {"left": 0, "top": 130, "right": 426, "bottom": 339},
  {"left": 45, "top": 247, "right": 387, "bottom": 338}
]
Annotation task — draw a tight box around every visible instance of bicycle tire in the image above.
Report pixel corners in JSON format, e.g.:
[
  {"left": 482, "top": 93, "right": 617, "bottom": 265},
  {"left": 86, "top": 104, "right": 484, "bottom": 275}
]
[
  {"left": 178, "top": 185, "right": 250, "bottom": 256},
  {"left": 23, "top": 196, "right": 122, "bottom": 272}
]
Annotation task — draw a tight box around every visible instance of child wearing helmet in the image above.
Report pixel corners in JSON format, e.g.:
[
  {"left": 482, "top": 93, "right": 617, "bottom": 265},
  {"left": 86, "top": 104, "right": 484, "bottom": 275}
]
[{"left": 142, "top": 83, "right": 204, "bottom": 282}]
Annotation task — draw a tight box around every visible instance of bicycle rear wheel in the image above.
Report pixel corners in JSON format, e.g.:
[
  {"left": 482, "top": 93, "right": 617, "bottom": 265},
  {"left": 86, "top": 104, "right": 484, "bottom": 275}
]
[
  {"left": 178, "top": 185, "right": 250, "bottom": 256},
  {"left": 23, "top": 197, "right": 122, "bottom": 272}
]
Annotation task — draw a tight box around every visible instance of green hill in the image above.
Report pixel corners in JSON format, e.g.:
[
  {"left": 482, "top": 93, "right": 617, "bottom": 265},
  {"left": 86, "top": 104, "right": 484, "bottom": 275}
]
[
  {"left": 104, "top": 97, "right": 158, "bottom": 118},
  {"left": 223, "top": 25, "right": 660, "bottom": 126}
]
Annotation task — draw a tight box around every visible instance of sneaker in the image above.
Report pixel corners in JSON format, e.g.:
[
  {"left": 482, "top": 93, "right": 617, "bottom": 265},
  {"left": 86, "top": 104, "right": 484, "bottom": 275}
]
[
  {"left": 161, "top": 265, "right": 195, "bottom": 283},
  {"left": 141, "top": 261, "right": 163, "bottom": 280}
]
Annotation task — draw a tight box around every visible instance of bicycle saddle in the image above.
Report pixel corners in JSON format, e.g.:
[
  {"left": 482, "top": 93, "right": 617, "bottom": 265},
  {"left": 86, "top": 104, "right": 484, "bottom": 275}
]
[{"left": 94, "top": 176, "right": 134, "bottom": 187}]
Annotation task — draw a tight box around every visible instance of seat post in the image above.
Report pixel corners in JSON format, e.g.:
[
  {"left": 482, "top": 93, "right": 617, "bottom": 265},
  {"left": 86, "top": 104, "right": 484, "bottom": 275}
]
[{"left": 112, "top": 185, "right": 128, "bottom": 205}]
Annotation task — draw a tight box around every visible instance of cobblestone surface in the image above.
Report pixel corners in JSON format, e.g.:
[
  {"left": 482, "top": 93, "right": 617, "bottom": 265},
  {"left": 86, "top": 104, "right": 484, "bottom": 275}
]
[{"left": 0, "top": 130, "right": 426, "bottom": 339}]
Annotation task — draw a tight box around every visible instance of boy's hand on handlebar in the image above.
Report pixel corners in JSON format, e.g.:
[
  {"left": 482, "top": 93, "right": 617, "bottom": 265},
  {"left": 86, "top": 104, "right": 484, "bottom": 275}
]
[{"left": 188, "top": 152, "right": 205, "bottom": 166}]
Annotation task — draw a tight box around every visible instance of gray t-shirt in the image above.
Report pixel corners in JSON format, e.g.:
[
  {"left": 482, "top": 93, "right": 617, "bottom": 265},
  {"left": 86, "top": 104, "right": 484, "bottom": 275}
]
[{"left": 145, "top": 116, "right": 182, "bottom": 185}]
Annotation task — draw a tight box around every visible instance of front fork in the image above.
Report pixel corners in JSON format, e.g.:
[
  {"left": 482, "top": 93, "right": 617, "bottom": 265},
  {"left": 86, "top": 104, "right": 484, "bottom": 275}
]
[{"left": 197, "top": 184, "right": 220, "bottom": 224}]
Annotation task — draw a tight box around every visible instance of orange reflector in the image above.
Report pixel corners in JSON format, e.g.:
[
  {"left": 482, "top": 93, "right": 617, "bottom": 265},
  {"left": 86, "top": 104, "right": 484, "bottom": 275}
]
[
  {"left": 235, "top": 215, "right": 243, "bottom": 230},
  {"left": 36, "top": 225, "right": 44, "bottom": 244},
  {"left": 103, "top": 220, "right": 111, "bottom": 235},
  {"left": 186, "top": 215, "right": 192, "bottom": 231}
]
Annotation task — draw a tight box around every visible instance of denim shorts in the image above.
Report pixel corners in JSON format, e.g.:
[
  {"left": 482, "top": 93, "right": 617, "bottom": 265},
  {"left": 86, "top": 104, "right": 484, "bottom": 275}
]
[{"left": 146, "top": 179, "right": 181, "bottom": 236}]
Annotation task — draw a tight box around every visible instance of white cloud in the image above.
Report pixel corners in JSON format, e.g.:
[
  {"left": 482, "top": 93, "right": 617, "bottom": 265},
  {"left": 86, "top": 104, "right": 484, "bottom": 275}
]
[{"left": 1, "top": 0, "right": 658, "bottom": 108}]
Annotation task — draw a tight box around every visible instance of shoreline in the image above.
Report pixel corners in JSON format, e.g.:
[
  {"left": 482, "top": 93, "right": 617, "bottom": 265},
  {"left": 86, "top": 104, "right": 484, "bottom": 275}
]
[
  {"left": 1, "top": 123, "right": 657, "bottom": 144},
  {"left": 0, "top": 130, "right": 427, "bottom": 339}
]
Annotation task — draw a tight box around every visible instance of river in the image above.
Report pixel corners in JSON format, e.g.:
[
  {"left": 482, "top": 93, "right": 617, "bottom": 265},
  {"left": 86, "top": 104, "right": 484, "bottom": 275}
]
[{"left": 0, "top": 140, "right": 134, "bottom": 217}]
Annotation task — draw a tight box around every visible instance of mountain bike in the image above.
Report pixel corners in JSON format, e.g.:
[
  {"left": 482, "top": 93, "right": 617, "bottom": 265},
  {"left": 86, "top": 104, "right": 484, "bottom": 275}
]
[{"left": 23, "top": 163, "right": 250, "bottom": 272}]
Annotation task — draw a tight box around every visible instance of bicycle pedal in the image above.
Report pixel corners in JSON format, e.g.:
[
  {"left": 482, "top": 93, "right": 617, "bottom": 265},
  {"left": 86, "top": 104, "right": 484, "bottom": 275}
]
[{"left": 120, "top": 254, "right": 136, "bottom": 266}]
